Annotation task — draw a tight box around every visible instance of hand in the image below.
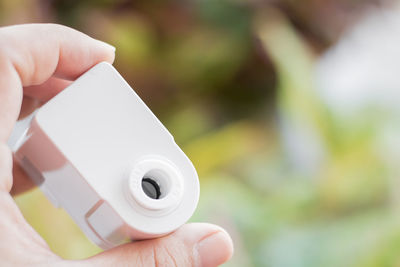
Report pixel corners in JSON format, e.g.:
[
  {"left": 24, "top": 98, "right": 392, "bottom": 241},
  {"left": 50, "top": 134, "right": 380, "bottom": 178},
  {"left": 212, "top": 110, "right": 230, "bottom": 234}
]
[{"left": 0, "top": 24, "right": 233, "bottom": 266}]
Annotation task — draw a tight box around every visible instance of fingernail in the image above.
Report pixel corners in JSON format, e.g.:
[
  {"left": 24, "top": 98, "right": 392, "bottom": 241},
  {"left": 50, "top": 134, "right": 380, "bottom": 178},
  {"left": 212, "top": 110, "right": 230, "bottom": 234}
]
[
  {"left": 97, "top": 40, "right": 116, "bottom": 52},
  {"left": 195, "top": 230, "right": 234, "bottom": 267}
]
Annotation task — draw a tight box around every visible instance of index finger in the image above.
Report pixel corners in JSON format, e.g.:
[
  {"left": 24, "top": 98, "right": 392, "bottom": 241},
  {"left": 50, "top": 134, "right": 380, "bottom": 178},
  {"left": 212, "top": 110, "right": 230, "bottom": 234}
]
[{"left": 0, "top": 23, "right": 115, "bottom": 142}]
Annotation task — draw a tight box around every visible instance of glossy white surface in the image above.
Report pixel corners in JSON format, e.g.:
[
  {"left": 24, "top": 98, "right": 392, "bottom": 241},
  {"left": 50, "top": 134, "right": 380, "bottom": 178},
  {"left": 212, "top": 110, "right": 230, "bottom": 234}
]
[{"left": 12, "top": 62, "right": 200, "bottom": 249}]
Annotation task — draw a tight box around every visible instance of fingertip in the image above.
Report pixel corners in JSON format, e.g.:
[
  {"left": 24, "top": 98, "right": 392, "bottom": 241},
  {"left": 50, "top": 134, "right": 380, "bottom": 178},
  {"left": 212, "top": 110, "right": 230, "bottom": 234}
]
[
  {"left": 196, "top": 228, "right": 234, "bottom": 267},
  {"left": 97, "top": 40, "right": 116, "bottom": 53},
  {"left": 175, "top": 223, "right": 234, "bottom": 267},
  {"left": 94, "top": 39, "right": 116, "bottom": 64}
]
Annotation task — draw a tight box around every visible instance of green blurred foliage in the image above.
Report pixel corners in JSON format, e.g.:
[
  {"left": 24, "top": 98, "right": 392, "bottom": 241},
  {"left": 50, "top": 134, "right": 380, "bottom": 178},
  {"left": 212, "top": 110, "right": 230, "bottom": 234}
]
[{"left": 2, "top": 0, "right": 400, "bottom": 266}]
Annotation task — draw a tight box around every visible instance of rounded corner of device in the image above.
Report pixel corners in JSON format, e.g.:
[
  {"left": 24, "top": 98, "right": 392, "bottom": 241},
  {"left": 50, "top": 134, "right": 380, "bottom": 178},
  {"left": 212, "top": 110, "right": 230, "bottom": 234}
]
[
  {"left": 184, "top": 156, "right": 200, "bottom": 182},
  {"left": 86, "top": 61, "right": 121, "bottom": 81},
  {"left": 98, "top": 61, "right": 114, "bottom": 68},
  {"left": 92, "top": 61, "right": 117, "bottom": 73}
]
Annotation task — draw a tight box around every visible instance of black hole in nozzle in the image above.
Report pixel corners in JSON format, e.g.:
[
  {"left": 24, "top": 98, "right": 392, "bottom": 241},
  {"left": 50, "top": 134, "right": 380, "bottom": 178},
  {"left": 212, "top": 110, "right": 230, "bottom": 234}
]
[{"left": 142, "top": 178, "right": 161, "bottom": 199}]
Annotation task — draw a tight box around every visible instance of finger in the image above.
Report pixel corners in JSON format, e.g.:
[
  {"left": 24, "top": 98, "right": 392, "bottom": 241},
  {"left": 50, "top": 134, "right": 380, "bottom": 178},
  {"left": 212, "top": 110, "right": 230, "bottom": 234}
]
[
  {"left": 0, "top": 61, "right": 22, "bottom": 143},
  {"left": 0, "top": 23, "right": 115, "bottom": 142},
  {"left": 0, "top": 23, "right": 115, "bottom": 85},
  {"left": 0, "top": 143, "right": 13, "bottom": 192},
  {"left": 24, "top": 76, "right": 72, "bottom": 103},
  {"left": 0, "top": 187, "right": 59, "bottom": 265},
  {"left": 0, "top": 144, "right": 54, "bottom": 258},
  {"left": 83, "top": 223, "right": 234, "bottom": 267}
]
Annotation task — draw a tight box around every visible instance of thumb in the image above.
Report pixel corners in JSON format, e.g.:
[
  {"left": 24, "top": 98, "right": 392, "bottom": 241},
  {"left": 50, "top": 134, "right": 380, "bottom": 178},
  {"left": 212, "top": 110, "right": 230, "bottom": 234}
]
[{"left": 82, "top": 223, "right": 234, "bottom": 267}]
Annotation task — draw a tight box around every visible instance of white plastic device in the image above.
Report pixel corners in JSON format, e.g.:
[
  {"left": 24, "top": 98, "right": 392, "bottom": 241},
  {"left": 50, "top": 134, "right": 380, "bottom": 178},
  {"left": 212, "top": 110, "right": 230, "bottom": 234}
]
[{"left": 9, "top": 62, "right": 200, "bottom": 249}]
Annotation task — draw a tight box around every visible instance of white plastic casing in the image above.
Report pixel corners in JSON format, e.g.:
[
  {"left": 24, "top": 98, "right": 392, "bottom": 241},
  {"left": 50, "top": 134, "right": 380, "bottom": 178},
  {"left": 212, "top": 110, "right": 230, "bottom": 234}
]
[{"left": 11, "top": 62, "right": 200, "bottom": 249}]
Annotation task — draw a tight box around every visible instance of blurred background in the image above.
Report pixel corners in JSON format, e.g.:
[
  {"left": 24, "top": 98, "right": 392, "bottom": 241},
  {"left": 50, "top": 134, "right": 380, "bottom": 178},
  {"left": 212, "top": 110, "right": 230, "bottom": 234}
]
[{"left": 3, "top": 0, "right": 400, "bottom": 266}]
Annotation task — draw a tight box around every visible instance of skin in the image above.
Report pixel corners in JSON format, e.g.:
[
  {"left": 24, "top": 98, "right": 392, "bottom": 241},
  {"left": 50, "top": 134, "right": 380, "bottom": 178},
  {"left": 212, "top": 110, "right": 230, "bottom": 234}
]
[{"left": 0, "top": 24, "right": 233, "bottom": 267}]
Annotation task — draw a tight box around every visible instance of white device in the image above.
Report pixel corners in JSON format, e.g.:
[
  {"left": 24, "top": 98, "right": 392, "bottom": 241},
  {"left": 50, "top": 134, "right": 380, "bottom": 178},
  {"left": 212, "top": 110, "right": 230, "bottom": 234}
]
[{"left": 9, "top": 62, "right": 200, "bottom": 249}]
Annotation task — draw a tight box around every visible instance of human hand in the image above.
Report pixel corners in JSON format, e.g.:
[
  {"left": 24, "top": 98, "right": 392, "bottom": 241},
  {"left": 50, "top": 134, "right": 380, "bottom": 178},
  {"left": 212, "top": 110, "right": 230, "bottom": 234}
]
[{"left": 0, "top": 24, "right": 233, "bottom": 266}]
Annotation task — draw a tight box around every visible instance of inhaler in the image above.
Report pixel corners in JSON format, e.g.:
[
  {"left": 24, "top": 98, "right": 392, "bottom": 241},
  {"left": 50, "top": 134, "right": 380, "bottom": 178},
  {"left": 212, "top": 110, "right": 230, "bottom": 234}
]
[{"left": 8, "top": 62, "right": 200, "bottom": 249}]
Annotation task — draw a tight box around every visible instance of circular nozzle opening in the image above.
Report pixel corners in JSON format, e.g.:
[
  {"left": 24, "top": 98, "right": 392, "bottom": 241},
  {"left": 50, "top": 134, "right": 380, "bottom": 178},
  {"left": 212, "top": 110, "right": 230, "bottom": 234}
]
[
  {"left": 127, "top": 157, "right": 184, "bottom": 211},
  {"left": 142, "top": 177, "right": 161, "bottom": 200}
]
